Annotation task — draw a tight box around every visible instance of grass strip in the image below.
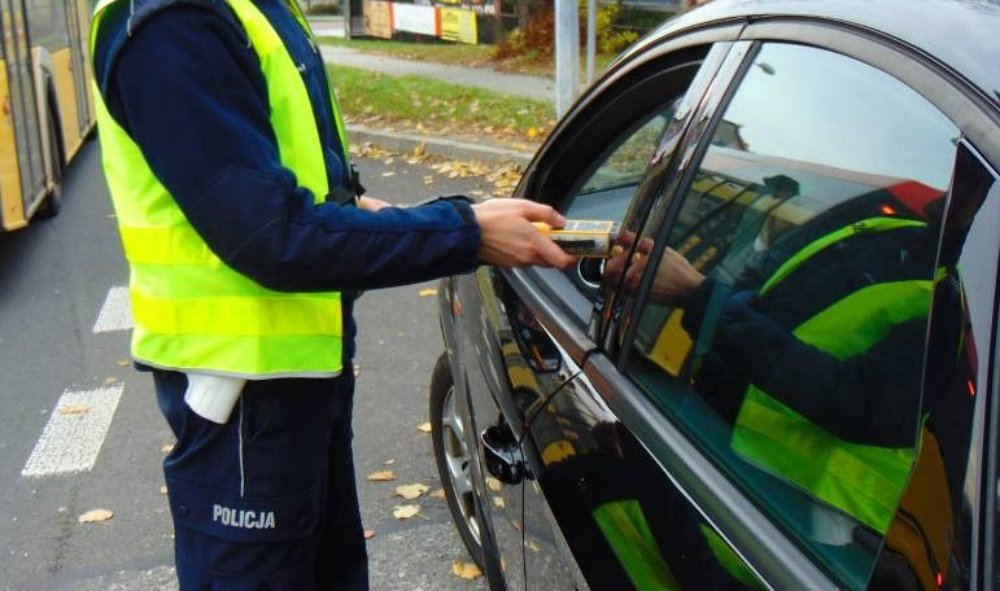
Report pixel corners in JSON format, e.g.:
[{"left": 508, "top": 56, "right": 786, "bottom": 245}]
[{"left": 329, "top": 64, "right": 555, "bottom": 145}]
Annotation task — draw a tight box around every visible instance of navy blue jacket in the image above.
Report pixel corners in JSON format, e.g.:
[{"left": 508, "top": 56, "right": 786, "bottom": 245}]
[{"left": 93, "top": 0, "right": 481, "bottom": 359}]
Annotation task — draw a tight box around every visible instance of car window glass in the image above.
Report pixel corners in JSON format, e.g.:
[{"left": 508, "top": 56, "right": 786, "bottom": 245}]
[
  {"left": 563, "top": 106, "right": 676, "bottom": 223},
  {"left": 620, "top": 43, "right": 959, "bottom": 589}
]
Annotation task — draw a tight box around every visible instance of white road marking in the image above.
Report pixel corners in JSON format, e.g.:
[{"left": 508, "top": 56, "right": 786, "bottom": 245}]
[
  {"left": 22, "top": 384, "right": 125, "bottom": 477},
  {"left": 93, "top": 286, "right": 133, "bottom": 333}
]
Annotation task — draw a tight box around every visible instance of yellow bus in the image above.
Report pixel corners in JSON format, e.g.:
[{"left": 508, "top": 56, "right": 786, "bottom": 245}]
[{"left": 0, "top": 0, "right": 94, "bottom": 231}]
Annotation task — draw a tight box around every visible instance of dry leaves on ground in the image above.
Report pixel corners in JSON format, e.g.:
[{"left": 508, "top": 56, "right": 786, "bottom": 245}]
[
  {"left": 419, "top": 288, "right": 438, "bottom": 297},
  {"left": 485, "top": 165, "right": 523, "bottom": 197},
  {"left": 367, "top": 470, "right": 396, "bottom": 482},
  {"left": 78, "top": 509, "right": 114, "bottom": 524},
  {"left": 452, "top": 560, "right": 483, "bottom": 580},
  {"left": 350, "top": 142, "right": 394, "bottom": 160},
  {"left": 395, "top": 483, "right": 430, "bottom": 500},
  {"left": 161, "top": 443, "right": 175, "bottom": 454},
  {"left": 417, "top": 422, "right": 432, "bottom": 433},
  {"left": 364, "top": 529, "right": 377, "bottom": 540},
  {"left": 430, "top": 160, "right": 491, "bottom": 180},
  {"left": 58, "top": 404, "right": 91, "bottom": 416},
  {"left": 486, "top": 477, "right": 502, "bottom": 492},
  {"left": 430, "top": 488, "right": 447, "bottom": 500},
  {"left": 392, "top": 504, "right": 421, "bottom": 520}
]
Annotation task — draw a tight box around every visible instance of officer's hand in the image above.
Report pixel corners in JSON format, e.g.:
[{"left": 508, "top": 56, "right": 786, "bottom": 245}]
[
  {"left": 648, "top": 247, "right": 705, "bottom": 304},
  {"left": 472, "top": 198, "right": 575, "bottom": 269}
]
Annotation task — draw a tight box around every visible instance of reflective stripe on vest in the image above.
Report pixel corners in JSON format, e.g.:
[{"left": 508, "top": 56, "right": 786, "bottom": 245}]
[
  {"left": 592, "top": 500, "right": 679, "bottom": 591},
  {"left": 90, "top": 0, "right": 346, "bottom": 378},
  {"left": 731, "top": 217, "right": 931, "bottom": 534}
]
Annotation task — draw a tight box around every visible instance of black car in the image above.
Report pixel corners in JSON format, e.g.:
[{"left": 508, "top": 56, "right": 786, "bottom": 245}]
[{"left": 429, "top": 1, "right": 1000, "bottom": 588}]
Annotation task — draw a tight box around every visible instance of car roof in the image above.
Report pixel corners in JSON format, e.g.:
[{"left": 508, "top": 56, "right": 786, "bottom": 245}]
[{"left": 641, "top": 0, "right": 1000, "bottom": 110}]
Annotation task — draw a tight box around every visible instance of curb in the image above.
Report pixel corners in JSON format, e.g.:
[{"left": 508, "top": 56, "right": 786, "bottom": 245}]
[{"left": 347, "top": 125, "right": 535, "bottom": 168}]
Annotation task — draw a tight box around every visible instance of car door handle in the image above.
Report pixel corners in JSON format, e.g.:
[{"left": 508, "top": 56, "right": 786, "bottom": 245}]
[{"left": 480, "top": 424, "right": 528, "bottom": 485}]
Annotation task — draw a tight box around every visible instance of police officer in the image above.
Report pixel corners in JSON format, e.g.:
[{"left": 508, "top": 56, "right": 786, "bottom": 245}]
[{"left": 89, "top": 0, "right": 574, "bottom": 586}]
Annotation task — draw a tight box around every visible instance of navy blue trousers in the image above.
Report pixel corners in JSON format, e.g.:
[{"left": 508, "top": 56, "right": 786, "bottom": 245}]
[{"left": 154, "top": 368, "right": 368, "bottom": 590}]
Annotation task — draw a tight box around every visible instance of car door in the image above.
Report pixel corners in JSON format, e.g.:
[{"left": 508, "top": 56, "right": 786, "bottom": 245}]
[
  {"left": 450, "top": 35, "right": 736, "bottom": 589},
  {"left": 451, "top": 32, "right": 760, "bottom": 591},
  {"left": 596, "top": 23, "right": 1000, "bottom": 591}
]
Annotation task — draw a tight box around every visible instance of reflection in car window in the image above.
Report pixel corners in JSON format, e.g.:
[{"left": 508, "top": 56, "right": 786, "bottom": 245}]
[
  {"left": 563, "top": 107, "right": 675, "bottom": 223},
  {"left": 619, "top": 43, "right": 960, "bottom": 589}
]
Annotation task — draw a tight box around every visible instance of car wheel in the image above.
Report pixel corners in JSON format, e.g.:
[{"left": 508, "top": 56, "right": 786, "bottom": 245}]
[{"left": 430, "top": 352, "right": 485, "bottom": 568}]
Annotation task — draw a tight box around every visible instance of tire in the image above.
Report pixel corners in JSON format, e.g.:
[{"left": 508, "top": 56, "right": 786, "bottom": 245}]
[
  {"left": 430, "top": 352, "right": 486, "bottom": 568},
  {"left": 37, "top": 109, "right": 63, "bottom": 219}
]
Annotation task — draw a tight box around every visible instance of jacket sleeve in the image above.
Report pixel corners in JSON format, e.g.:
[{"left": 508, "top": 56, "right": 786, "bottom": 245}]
[
  {"left": 687, "top": 284, "right": 923, "bottom": 448},
  {"left": 103, "top": 6, "right": 481, "bottom": 293}
]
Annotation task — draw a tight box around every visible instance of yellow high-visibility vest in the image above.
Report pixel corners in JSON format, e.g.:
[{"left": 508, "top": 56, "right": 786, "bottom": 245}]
[{"left": 90, "top": 0, "right": 350, "bottom": 378}]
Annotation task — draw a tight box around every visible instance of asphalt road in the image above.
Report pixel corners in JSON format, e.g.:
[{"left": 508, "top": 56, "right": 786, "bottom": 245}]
[{"left": 0, "top": 141, "right": 492, "bottom": 590}]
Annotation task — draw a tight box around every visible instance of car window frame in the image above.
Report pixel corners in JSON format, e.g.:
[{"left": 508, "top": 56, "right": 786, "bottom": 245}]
[
  {"left": 502, "top": 35, "right": 743, "bottom": 368},
  {"left": 605, "top": 18, "right": 1000, "bottom": 591},
  {"left": 975, "top": 173, "right": 1000, "bottom": 588}
]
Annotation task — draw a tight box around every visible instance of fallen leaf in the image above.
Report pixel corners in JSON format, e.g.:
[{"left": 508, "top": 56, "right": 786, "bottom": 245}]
[
  {"left": 525, "top": 540, "right": 540, "bottom": 552},
  {"left": 486, "top": 477, "right": 502, "bottom": 492},
  {"left": 419, "top": 288, "right": 438, "bottom": 297},
  {"left": 78, "top": 509, "right": 114, "bottom": 523},
  {"left": 527, "top": 127, "right": 541, "bottom": 139},
  {"left": 417, "top": 422, "right": 432, "bottom": 433},
  {"left": 395, "top": 483, "right": 430, "bottom": 500},
  {"left": 116, "top": 359, "right": 131, "bottom": 367},
  {"left": 103, "top": 377, "right": 118, "bottom": 385},
  {"left": 384, "top": 458, "right": 396, "bottom": 465},
  {"left": 452, "top": 559, "right": 483, "bottom": 580},
  {"left": 161, "top": 443, "right": 175, "bottom": 454},
  {"left": 381, "top": 171, "right": 395, "bottom": 177},
  {"left": 430, "top": 488, "right": 447, "bottom": 500},
  {"left": 393, "top": 504, "right": 421, "bottom": 519},
  {"left": 413, "top": 142, "right": 427, "bottom": 157},
  {"left": 364, "top": 529, "right": 376, "bottom": 539},
  {"left": 58, "top": 404, "right": 91, "bottom": 416},
  {"left": 353, "top": 365, "right": 362, "bottom": 377},
  {"left": 367, "top": 470, "right": 396, "bottom": 482},
  {"left": 159, "top": 486, "right": 168, "bottom": 495},
  {"left": 493, "top": 496, "right": 506, "bottom": 508}
]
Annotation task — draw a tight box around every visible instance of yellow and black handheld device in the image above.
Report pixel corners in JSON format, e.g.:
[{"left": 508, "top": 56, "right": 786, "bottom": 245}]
[{"left": 533, "top": 220, "right": 618, "bottom": 258}]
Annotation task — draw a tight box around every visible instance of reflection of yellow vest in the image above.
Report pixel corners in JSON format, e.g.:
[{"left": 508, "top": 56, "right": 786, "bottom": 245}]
[
  {"left": 732, "top": 218, "right": 932, "bottom": 534},
  {"left": 90, "top": 0, "right": 351, "bottom": 377}
]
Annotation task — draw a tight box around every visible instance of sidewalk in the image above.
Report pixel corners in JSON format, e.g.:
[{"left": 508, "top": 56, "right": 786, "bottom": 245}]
[
  {"left": 310, "top": 18, "right": 548, "bottom": 166},
  {"left": 318, "top": 45, "right": 555, "bottom": 104}
]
